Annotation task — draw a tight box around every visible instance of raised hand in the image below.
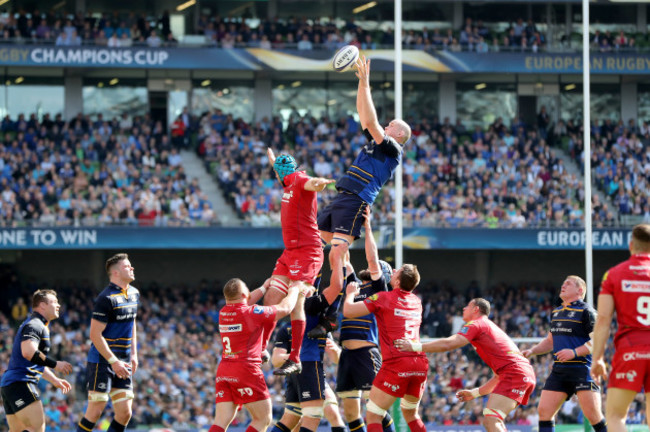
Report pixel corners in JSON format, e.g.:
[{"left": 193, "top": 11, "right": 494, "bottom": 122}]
[{"left": 355, "top": 55, "right": 371, "bottom": 86}]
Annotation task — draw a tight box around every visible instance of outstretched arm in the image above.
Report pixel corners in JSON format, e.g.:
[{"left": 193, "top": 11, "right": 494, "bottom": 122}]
[
  {"left": 355, "top": 56, "right": 384, "bottom": 144},
  {"left": 394, "top": 334, "right": 470, "bottom": 353},
  {"left": 304, "top": 177, "right": 336, "bottom": 192}
]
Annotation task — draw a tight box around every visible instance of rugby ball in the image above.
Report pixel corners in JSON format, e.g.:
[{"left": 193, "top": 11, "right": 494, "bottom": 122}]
[{"left": 332, "top": 45, "right": 360, "bottom": 72}]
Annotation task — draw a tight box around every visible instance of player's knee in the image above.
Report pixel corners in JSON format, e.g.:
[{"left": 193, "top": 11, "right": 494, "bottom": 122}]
[{"left": 302, "top": 406, "right": 324, "bottom": 419}]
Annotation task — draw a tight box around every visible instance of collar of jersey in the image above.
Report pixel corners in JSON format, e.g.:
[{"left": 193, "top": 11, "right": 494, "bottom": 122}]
[
  {"left": 32, "top": 311, "right": 48, "bottom": 326},
  {"left": 632, "top": 253, "right": 650, "bottom": 260},
  {"left": 109, "top": 282, "right": 129, "bottom": 298}
]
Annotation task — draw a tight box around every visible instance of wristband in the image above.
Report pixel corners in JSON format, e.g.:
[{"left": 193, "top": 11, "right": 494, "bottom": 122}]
[
  {"left": 412, "top": 342, "right": 423, "bottom": 352},
  {"left": 107, "top": 355, "right": 118, "bottom": 365},
  {"left": 30, "top": 350, "right": 58, "bottom": 368},
  {"left": 469, "top": 388, "right": 481, "bottom": 399},
  {"left": 572, "top": 348, "right": 578, "bottom": 358}
]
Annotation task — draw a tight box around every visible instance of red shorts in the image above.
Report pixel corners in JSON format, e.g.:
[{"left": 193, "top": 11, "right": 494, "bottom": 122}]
[
  {"left": 493, "top": 366, "right": 536, "bottom": 406},
  {"left": 609, "top": 347, "right": 650, "bottom": 392},
  {"left": 272, "top": 246, "right": 323, "bottom": 285},
  {"left": 373, "top": 356, "right": 429, "bottom": 399},
  {"left": 215, "top": 361, "right": 269, "bottom": 405}
]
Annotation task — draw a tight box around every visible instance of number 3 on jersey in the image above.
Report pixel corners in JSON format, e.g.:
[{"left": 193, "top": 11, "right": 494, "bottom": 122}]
[
  {"left": 223, "top": 336, "right": 232, "bottom": 354},
  {"left": 637, "top": 296, "right": 650, "bottom": 326}
]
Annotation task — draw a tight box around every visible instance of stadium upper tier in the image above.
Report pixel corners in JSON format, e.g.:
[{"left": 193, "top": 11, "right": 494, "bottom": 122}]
[{"left": 1, "top": 9, "right": 648, "bottom": 53}]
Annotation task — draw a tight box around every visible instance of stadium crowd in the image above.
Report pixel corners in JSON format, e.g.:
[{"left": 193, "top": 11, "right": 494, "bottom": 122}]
[
  {"left": 0, "top": 273, "right": 637, "bottom": 430},
  {"left": 201, "top": 109, "right": 632, "bottom": 229},
  {"left": 8, "top": 8, "right": 623, "bottom": 52},
  {"left": 0, "top": 111, "right": 217, "bottom": 228}
]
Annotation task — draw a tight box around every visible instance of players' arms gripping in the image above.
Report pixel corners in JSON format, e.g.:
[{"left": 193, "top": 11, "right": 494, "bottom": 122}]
[
  {"left": 355, "top": 56, "right": 383, "bottom": 144},
  {"left": 456, "top": 375, "right": 500, "bottom": 402},
  {"left": 21, "top": 339, "right": 72, "bottom": 375},
  {"left": 304, "top": 177, "right": 336, "bottom": 192},
  {"left": 248, "top": 278, "right": 273, "bottom": 305},
  {"left": 394, "top": 334, "right": 470, "bottom": 353},
  {"left": 342, "top": 281, "right": 371, "bottom": 318},
  {"left": 42, "top": 366, "right": 72, "bottom": 394},
  {"left": 591, "top": 293, "right": 615, "bottom": 382},
  {"left": 273, "top": 284, "right": 312, "bottom": 320},
  {"left": 363, "top": 207, "right": 382, "bottom": 280},
  {"left": 89, "top": 318, "right": 132, "bottom": 380},
  {"left": 522, "top": 332, "right": 553, "bottom": 358}
]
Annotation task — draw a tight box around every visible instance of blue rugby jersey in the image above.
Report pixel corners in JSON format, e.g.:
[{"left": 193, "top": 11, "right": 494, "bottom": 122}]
[
  {"left": 339, "top": 275, "right": 390, "bottom": 345},
  {"left": 273, "top": 318, "right": 326, "bottom": 362},
  {"left": 87, "top": 283, "right": 140, "bottom": 364},
  {"left": 550, "top": 300, "right": 596, "bottom": 369},
  {"left": 336, "top": 129, "right": 402, "bottom": 204},
  {"left": 0, "top": 312, "right": 51, "bottom": 386}
]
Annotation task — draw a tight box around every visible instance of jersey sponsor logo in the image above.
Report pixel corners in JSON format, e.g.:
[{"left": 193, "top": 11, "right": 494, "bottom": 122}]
[
  {"left": 368, "top": 294, "right": 379, "bottom": 301},
  {"left": 615, "top": 370, "right": 637, "bottom": 382},
  {"left": 15, "top": 399, "right": 24, "bottom": 407},
  {"left": 397, "top": 371, "right": 426, "bottom": 377},
  {"left": 253, "top": 306, "right": 265, "bottom": 314},
  {"left": 623, "top": 352, "right": 650, "bottom": 361},
  {"left": 511, "top": 388, "right": 526, "bottom": 396},
  {"left": 282, "top": 191, "right": 294, "bottom": 202},
  {"left": 114, "top": 296, "right": 124, "bottom": 304},
  {"left": 98, "top": 382, "right": 107, "bottom": 390},
  {"left": 622, "top": 280, "right": 650, "bottom": 293},
  {"left": 394, "top": 308, "right": 419, "bottom": 318},
  {"left": 522, "top": 376, "right": 533, "bottom": 383},
  {"left": 290, "top": 270, "right": 300, "bottom": 275},
  {"left": 459, "top": 326, "right": 469, "bottom": 334},
  {"left": 383, "top": 381, "right": 400, "bottom": 392},
  {"left": 302, "top": 391, "right": 311, "bottom": 398},
  {"left": 216, "top": 391, "right": 225, "bottom": 398},
  {"left": 551, "top": 327, "right": 572, "bottom": 333},
  {"left": 216, "top": 376, "right": 239, "bottom": 383},
  {"left": 219, "top": 324, "right": 243, "bottom": 333}
]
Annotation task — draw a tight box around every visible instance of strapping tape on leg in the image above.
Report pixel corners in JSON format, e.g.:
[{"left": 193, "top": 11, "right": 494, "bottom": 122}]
[
  {"left": 285, "top": 403, "right": 302, "bottom": 416},
  {"left": 483, "top": 408, "right": 506, "bottom": 421},
  {"left": 110, "top": 389, "right": 134, "bottom": 403},
  {"left": 88, "top": 392, "right": 109, "bottom": 402},
  {"left": 324, "top": 397, "right": 339, "bottom": 407},
  {"left": 331, "top": 237, "right": 351, "bottom": 247},
  {"left": 400, "top": 399, "right": 419, "bottom": 410},
  {"left": 302, "top": 406, "right": 324, "bottom": 419},
  {"left": 337, "top": 390, "right": 361, "bottom": 399},
  {"left": 366, "top": 400, "right": 387, "bottom": 417},
  {"left": 270, "top": 278, "right": 289, "bottom": 295}
]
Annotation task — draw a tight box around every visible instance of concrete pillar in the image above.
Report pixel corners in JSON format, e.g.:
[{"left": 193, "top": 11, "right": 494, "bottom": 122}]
[
  {"left": 566, "top": 4, "right": 572, "bottom": 38},
  {"left": 64, "top": 75, "right": 83, "bottom": 121},
  {"left": 475, "top": 250, "right": 490, "bottom": 289},
  {"left": 453, "top": 2, "right": 463, "bottom": 30},
  {"left": 254, "top": 73, "right": 273, "bottom": 122},
  {"left": 268, "top": 0, "right": 277, "bottom": 19},
  {"left": 439, "top": 78, "right": 456, "bottom": 123},
  {"left": 621, "top": 82, "right": 637, "bottom": 124},
  {"left": 638, "top": 4, "right": 647, "bottom": 34}
]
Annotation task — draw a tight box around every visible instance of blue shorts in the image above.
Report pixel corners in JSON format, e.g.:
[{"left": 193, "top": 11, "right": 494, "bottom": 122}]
[
  {"left": 317, "top": 191, "right": 368, "bottom": 239},
  {"left": 336, "top": 346, "right": 382, "bottom": 393},
  {"left": 543, "top": 367, "right": 599, "bottom": 398},
  {"left": 285, "top": 361, "right": 326, "bottom": 403},
  {"left": 85, "top": 362, "right": 133, "bottom": 394}
]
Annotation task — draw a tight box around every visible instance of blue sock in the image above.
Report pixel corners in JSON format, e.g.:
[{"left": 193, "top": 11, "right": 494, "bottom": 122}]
[
  {"left": 382, "top": 413, "right": 395, "bottom": 432},
  {"left": 539, "top": 420, "right": 554, "bottom": 432},
  {"left": 77, "top": 417, "right": 96, "bottom": 432},
  {"left": 348, "top": 418, "right": 366, "bottom": 432}
]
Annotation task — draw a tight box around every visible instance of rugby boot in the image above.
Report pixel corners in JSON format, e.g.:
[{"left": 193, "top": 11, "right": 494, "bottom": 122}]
[{"left": 273, "top": 359, "right": 302, "bottom": 376}]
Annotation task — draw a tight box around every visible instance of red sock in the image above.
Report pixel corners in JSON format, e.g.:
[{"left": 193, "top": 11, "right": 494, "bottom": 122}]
[
  {"left": 261, "top": 319, "right": 277, "bottom": 352},
  {"left": 289, "top": 319, "right": 306, "bottom": 363},
  {"left": 246, "top": 426, "right": 259, "bottom": 432},
  {"left": 209, "top": 426, "right": 225, "bottom": 432},
  {"left": 367, "top": 423, "right": 383, "bottom": 432},
  {"left": 407, "top": 419, "right": 425, "bottom": 432}
]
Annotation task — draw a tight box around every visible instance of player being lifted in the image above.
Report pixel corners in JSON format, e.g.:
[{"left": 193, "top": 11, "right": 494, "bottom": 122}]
[
  {"left": 336, "top": 207, "right": 395, "bottom": 432},
  {"left": 343, "top": 260, "right": 426, "bottom": 432},
  {"left": 258, "top": 148, "right": 335, "bottom": 376},
  {"left": 313, "top": 55, "right": 411, "bottom": 337}
]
